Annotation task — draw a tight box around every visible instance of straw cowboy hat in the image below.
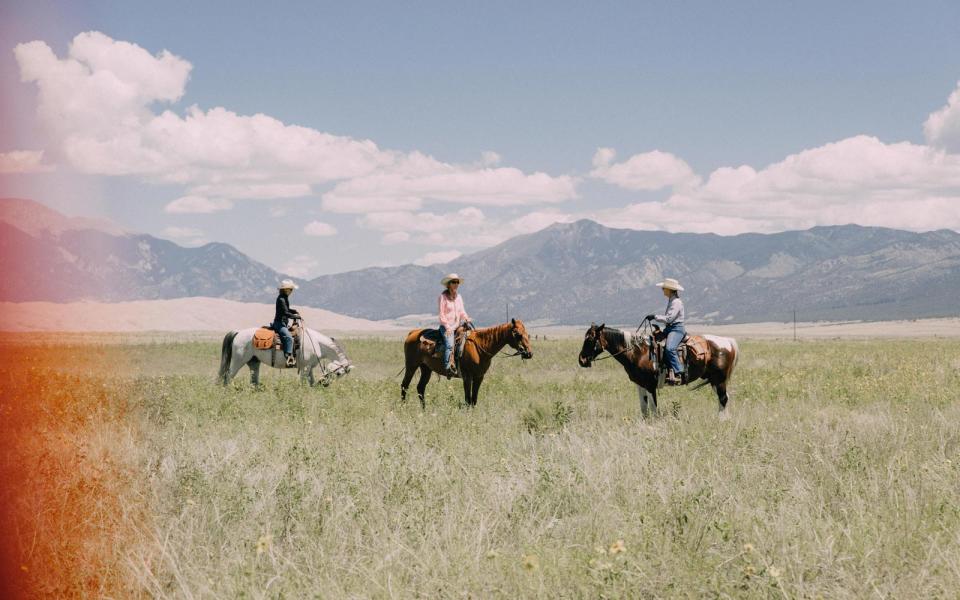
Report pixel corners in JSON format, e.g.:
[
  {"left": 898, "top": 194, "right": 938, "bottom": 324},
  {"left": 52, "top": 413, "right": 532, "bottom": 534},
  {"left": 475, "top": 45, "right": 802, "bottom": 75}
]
[
  {"left": 656, "top": 277, "right": 684, "bottom": 292},
  {"left": 278, "top": 279, "right": 299, "bottom": 290},
  {"left": 441, "top": 273, "right": 464, "bottom": 287}
]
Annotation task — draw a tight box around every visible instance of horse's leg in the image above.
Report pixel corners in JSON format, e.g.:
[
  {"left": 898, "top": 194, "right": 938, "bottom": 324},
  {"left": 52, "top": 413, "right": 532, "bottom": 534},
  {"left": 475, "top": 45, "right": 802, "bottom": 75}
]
[
  {"left": 637, "top": 385, "right": 650, "bottom": 419},
  {"left": 400, "top": 363, "right": 417, "bottom": 402},
  {"left": 470, "top": 375, "right": 483, "bottom": 407},
  {"left": 248, "top": 357, "right": 261, "bottom": 386},
  {"left": 648, "top": 386, "right": 660, "bottom": 417},
  {"left": 416, "top": 365, "right": 432, "bottom": 410},
  {"left": 306, "top": 365, "right": 315, "bottom": 387},
  {"left": 461, "top": 375, "right": 473, "bottom": 407},
  {"left": 227, "top": 351, "right": 247, "bottom": 385},
  {"left": 716, "top": 382, "right": 731, "bottom": 418}
]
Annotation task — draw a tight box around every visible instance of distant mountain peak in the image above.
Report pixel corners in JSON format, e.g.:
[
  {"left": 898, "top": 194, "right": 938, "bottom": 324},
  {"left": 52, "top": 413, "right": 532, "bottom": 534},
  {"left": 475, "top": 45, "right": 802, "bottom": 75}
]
[{"left": 0, "top": 197, "right": 128, "bottom": 237}]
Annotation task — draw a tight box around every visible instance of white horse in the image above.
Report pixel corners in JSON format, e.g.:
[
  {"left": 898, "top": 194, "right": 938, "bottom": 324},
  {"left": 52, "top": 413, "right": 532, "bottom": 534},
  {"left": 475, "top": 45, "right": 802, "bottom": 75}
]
[{"left": 218, "top": 325, "right": 354, "bottom": 387}]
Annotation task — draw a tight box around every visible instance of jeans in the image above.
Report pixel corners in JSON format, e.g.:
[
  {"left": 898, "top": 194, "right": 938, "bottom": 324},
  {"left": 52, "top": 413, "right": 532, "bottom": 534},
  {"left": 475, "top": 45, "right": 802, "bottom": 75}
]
[
  {"left": 439, "top": 324, "right": 455, "bottom": 368},
  {"left": 664, "top": 324, "right": 685, "bottom": 374},
  {"left": 272, "top": 321, "right": 293, "bottom": 354}
]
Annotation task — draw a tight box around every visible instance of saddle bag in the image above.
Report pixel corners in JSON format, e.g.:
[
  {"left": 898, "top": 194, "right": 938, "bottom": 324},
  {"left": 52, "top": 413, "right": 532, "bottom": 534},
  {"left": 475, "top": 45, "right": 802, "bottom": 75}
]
[
  {"left": 685, "top": 337, "right": 710, "bottom": 364},
  {"left": 253, "top": 328, "right": 275, "bottom": 350}
]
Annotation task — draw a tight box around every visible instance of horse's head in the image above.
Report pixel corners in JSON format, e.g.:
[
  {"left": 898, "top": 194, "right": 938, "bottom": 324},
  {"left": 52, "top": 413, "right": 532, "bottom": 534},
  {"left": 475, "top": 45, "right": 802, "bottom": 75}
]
[
  {"left": 578, "top": 322, "right": 606, "bottom": 367},
  {"left": 508, "top": 318, "right": 533, "bottom": 359}
]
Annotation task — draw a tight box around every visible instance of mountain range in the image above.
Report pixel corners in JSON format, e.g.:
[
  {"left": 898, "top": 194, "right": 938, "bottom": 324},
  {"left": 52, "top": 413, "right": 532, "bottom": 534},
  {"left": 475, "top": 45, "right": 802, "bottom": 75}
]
[{"left": 3, "top": 197, "right": 959, "bottom": 325}]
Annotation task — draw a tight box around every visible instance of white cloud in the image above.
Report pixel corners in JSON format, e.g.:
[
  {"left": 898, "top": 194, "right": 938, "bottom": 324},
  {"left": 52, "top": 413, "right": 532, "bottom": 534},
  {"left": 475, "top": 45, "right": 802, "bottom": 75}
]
[
  {"left": 322, "top": 152, "right": 577, "bottom": 213},
  {"left": 414, "top": 250, "right": 462, "bottom": 266},
  {"left": 164, "top": 195, "right": 233, "bottom": 214},
  {"left": 0, "top": 150, "right": 53, "bottom": 173},
  {"left": 591, "top": 147, "right": 700, "bottom": 191},
  {"left": 304, "top": 220, "right": 337, "bottom": 236},
  {"left": 511, "top": 210, "right": 577, "bottom": 234},
  {"left": 591, "top": 135, "right": 960, "bottom": 234},
  {"left": 15, "top": 31, "right": 576, "bottom": 214},
  {"left": 382, "top": 231, "right": 411, "bottom": 244},
  {"left": 360, "top": 207, "right": 485, "bottom": 233},
  {"left": 480, "top": 151, "right": 501, "bottom": 166},
  {"left": 159, "top": 226, "right": 207, "bottom": 246},
  {"left": 281, "top": 254, "right": 320, "bottom": 278},
  {"left": 160, "top": 226, "right": 203, "bottom": 238},
  {"left": 924, "top": 81, "right": 960, "bottom": 153}
]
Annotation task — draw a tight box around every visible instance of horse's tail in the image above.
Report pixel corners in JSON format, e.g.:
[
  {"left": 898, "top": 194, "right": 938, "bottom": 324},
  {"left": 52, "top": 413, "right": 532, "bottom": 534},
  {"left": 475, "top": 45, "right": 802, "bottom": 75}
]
[{"left": 218, "top": 330, "right": 238, "bottom": 384}]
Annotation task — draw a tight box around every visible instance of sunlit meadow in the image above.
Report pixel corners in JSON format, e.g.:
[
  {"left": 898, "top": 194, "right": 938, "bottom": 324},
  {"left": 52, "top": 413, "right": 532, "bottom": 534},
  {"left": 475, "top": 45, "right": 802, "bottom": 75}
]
[{"left": 2, "top": 336, "right": 958, "bottom": 598}]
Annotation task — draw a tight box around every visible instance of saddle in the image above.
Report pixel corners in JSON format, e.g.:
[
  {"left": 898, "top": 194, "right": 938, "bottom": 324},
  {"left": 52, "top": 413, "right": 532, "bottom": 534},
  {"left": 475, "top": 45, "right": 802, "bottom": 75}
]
[
  {"left": 651, "top": 329, "right": 711, "bottom": 384},
  {"left": 253, "top": 323, "right": 301, "bottom": 367},
  {"left": 419, "top": 325, "right": 469, "bottom": 364}
]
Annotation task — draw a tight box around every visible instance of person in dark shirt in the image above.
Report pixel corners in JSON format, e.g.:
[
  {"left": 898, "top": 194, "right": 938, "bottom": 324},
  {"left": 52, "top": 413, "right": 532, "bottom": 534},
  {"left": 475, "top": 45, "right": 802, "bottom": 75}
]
[{"left": 272, "top": 279, "right": 302, "bottom": 367}]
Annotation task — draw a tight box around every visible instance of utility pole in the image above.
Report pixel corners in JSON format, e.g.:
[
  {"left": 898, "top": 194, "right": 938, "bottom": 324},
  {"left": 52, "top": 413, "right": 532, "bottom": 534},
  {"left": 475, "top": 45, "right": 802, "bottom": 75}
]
[
  {"left": 505, "top": 302, "right": 509, "bottom": 321},
  {"left": 793, "top": 309, "right": 797, "bottom": 342}
]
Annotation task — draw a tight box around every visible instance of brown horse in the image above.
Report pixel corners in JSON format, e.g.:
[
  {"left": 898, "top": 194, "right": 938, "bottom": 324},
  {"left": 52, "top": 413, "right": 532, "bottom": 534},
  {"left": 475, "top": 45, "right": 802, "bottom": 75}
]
[
  {"left": 578, "top": 323, "right": 739, "bottom": 417},
  {"left": 401, "top": 318, "right": 534, "bottom": 408}
]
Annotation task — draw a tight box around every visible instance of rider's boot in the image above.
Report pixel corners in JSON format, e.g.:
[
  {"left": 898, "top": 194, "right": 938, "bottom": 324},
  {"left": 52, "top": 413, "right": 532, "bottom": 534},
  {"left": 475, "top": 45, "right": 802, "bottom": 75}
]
[
  {"left": 666, "top": 369, "right": 681, "bottom": 386},
  {"left": 285, "top": 353, "right": 297, "bottom": 368}
]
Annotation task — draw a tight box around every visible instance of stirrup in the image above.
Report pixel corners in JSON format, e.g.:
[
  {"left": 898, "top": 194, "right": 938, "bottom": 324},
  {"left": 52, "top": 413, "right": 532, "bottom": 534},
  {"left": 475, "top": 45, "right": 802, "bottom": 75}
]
[{"left": 285, "top": 354, "right": 297, "bottom": 367}]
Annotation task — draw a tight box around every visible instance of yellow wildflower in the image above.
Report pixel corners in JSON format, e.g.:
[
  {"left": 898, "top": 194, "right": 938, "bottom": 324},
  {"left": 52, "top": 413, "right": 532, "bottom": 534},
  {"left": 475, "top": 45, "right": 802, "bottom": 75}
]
[
  {"left": 742, "top": 543, "right": 754, "bottom": 553},
  {"left": 608, "top": 539, "right": 626, "bottom": 555},
  {"left": 521, "top": 554, "right": 540, "bottom": 571},
  {"left": 256, "top": 533, "right": 273, "bottom": 555}
]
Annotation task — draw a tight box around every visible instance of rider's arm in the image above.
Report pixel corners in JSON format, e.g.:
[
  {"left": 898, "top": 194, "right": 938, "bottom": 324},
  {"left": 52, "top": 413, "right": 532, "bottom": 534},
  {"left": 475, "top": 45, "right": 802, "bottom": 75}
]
[
  {"left": 458, "top": 296, "right": 470, "bottom": 323},
  {"left": 657, "top": 299, "right": 681, "bottom": 324}
]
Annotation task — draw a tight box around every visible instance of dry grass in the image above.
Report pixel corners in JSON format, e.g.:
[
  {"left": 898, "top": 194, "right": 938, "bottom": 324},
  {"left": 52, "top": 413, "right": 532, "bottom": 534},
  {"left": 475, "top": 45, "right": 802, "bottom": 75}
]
[{"left": 2, "top": 337, "right": 959, "bottom": 598}]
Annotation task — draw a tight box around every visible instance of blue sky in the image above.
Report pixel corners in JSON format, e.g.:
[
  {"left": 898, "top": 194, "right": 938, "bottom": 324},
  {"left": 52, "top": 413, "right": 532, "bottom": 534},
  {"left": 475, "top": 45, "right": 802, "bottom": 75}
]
[{"left": 2, "top": 1, "right": 960, "bottom": 277}]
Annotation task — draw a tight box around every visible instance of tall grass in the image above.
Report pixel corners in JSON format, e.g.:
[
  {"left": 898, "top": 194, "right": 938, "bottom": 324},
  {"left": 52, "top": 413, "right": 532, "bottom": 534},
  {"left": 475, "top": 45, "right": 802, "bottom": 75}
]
[{"left": 4, "top": 337, "right": 959, "bottom": 597}]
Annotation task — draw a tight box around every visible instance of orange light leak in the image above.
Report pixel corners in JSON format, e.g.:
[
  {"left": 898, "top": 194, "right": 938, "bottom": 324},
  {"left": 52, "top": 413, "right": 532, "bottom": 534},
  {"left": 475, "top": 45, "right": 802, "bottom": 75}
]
[{"left": 0, "top": 343, "right": 137, "bottom": 597}]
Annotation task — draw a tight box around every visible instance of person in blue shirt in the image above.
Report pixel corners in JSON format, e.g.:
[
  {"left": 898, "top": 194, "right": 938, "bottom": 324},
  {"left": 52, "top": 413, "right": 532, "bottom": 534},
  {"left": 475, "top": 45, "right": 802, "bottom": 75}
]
[{"left": 645, "top": 278, "right": 685, "bottom": 385}]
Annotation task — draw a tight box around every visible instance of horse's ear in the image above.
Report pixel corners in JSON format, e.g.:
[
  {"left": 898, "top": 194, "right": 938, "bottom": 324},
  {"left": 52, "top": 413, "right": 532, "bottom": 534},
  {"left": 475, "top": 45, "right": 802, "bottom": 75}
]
[
  {"left": 599, "top": 323, "right": 605, "bottom": 331},
  {"left": 511, "top": 317, "right": 516, "bottom": 327}
]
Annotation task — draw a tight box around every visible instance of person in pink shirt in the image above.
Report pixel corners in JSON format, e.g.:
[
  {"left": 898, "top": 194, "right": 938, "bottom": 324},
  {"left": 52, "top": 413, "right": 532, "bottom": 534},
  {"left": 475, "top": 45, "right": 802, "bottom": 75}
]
[{"left": 438, "top": 273, "right": 472, "bottom": 375}]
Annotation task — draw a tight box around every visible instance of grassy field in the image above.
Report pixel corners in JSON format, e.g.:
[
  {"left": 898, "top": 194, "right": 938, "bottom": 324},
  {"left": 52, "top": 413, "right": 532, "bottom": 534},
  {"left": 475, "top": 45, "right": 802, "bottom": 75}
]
[{"left": 2, "top": 336, "right": 959, "bottom": 598}]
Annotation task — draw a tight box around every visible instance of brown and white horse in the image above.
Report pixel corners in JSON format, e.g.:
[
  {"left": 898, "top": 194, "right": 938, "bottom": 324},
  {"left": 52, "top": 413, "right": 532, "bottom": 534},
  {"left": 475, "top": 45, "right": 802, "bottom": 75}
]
[
  {"left": 578, "top": 323, "right": 739, "bottom": 417},
  {"left": 401, "top": 318, "right": 534, "bottom": 408}
]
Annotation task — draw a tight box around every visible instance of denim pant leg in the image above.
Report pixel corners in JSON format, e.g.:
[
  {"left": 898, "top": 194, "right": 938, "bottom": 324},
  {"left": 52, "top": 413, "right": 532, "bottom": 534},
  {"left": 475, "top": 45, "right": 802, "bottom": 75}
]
[
  {"left": 274, "top": 324, "right": 293, "bottom": 354},
  {"left": 440, "top": 325, "right": 455, "bottom": 366},
  {"left": 665, "top": 326, "right": 685, "bottom": 373}
]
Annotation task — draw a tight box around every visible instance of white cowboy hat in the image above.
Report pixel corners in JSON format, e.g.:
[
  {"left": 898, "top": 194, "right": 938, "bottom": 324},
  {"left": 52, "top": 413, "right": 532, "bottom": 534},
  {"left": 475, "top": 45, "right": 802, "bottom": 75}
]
[
  {"left": 278, "top": 279, "right": 299, "bottom": 290},
  {"left": 441, "top": 273, "right": 464, "bottom": 287},
  {"left": 656, "top": 277, "right": 684, "bottom": 291}
]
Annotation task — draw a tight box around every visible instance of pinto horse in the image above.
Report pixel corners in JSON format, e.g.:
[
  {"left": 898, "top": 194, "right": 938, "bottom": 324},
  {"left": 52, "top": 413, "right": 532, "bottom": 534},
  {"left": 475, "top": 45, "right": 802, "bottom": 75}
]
[
  {"left": 401, "top": 318, "right": 533, "bottom": 408},
  {"left": 578, "top": 323, "right": 739, "bottom": 417}
]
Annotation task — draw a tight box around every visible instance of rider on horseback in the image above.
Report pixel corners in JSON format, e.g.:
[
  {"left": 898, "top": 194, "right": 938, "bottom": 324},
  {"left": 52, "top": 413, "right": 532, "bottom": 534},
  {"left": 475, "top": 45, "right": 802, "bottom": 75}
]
[
  {"left": 438, "top": 273, "right": 472, "bottom": 376},
  {"left": 273, "top": 279, "right": 302, "bottom": 367},
  {"left": 645, "top": 277, "right": 685, "bottom": 386}
]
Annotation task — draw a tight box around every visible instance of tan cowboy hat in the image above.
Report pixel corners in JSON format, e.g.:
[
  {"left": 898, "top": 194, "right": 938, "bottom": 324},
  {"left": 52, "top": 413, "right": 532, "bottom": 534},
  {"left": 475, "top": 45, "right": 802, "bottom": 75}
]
[
  {"left": 278, "top": 279, "right": 299, "bottom": 290},
  {"left": 441, "top": 273, "right": 464, "bottom": 287},
  {"left": 656, "top": 277, "right": 684, "bottom": 291}
]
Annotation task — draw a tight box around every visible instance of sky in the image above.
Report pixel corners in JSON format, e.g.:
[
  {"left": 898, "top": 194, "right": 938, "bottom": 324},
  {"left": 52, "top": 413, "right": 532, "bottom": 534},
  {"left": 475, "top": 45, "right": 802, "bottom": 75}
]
[{"left": 2, "top": 0, "right": 960, "bottom": 277}]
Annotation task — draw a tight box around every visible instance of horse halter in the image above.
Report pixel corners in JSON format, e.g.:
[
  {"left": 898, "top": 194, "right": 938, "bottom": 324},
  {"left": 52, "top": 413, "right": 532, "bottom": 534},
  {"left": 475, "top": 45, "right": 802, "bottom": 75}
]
[
  {"left": 510, "top": 325, "right": 533, "bottom": 359},
  {"left": 580, "top": 327, "right": 605, "bottom": 365}
]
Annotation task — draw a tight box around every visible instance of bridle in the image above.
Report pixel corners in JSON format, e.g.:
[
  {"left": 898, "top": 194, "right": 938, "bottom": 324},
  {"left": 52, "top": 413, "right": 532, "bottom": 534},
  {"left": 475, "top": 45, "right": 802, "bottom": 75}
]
[{"left": 582, "top": 327, "right": 633, "bottom": 364}]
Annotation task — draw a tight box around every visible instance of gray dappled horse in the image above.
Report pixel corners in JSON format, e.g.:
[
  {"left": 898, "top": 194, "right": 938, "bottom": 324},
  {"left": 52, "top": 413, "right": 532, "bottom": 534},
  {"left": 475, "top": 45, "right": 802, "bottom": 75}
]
[
  {"left": 218, "top": 326, "right": 353, "bottom": 387},
  {"left": 578, "top": 323, "right": 739, "bottom": 417}
]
